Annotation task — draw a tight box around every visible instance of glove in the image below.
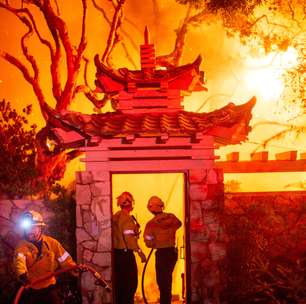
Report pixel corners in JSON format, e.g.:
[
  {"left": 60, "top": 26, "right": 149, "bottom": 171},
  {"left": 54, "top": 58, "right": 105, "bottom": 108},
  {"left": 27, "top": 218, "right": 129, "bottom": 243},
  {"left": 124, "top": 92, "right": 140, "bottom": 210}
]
[
  {"left": 70, "top": 264, "right": 87, "bottom": 277},
  {"left": 19, "top": 273, "right": 30, "bottom": 286},
  {"left": 78, "top": 264, "right": 88, "bottom": 272},
  {"left": 137, "top": 250, "right": 146, "bottom": 263}
]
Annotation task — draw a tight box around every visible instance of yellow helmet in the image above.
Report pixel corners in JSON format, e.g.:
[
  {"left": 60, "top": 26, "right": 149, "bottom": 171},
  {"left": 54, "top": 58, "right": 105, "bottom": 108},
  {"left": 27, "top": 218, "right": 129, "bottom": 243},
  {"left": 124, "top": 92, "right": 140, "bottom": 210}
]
[
  {"left": 147, "top": 196, "right": 164, "bottom": 213},
  {"left": 117, "top": 191, "right": 134, "bottom": 207},
  {"left": 20, "top": 210, "right": 46, "bottom": 230}
]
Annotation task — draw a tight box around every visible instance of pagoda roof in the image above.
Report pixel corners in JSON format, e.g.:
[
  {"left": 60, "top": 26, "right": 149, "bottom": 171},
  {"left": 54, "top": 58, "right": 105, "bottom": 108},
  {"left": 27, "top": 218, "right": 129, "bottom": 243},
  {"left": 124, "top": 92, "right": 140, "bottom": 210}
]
[
  {"left": 94, "top": 55, "right": 206, "bottom": 94},
  {"left": 49, "top": 97, "right": 256, "bottom": 148}
]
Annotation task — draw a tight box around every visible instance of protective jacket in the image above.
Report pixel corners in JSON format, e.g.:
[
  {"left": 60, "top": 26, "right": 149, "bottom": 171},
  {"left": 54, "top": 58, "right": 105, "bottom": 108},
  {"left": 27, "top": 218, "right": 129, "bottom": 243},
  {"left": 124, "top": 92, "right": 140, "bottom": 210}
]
[
  {"left": 14, "top": 234, "right": 76, "bottom": 289},
  {"left": 112, "top": 210, "right": 140, "bottom": 250},
  {"left": 144, "top": 212, "right": 182, "bottom": 248}
]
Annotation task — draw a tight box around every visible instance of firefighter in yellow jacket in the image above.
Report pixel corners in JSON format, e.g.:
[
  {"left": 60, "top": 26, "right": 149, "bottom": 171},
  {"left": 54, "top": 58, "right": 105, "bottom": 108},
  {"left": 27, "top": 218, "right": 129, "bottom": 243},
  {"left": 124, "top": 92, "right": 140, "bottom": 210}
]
[
  {"left": 112, "top": 191, "right": 146, "bottom": 304},
  {"left": 14, "top": 210, "right": 77, "bottom": 304},
  {"left": 144, "top": 196, "right": 182, "bottom": 304}
]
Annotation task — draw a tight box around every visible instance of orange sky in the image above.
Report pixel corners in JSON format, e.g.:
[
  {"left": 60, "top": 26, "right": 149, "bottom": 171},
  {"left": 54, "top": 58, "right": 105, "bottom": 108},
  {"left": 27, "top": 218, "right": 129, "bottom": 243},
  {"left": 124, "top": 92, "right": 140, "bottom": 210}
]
[{"left": 0, "top": 0, "right": 305, "bottom": 191}]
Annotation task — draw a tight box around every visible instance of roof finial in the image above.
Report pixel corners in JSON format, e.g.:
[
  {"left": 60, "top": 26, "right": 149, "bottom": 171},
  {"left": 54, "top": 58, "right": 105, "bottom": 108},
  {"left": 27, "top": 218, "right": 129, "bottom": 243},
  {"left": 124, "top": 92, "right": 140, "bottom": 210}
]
[
  {"left": 140, "top": 26, "right": 156, "bottom": 71},
  {"left": 144, "top": 26, "right": 150, "bottom": 45}
]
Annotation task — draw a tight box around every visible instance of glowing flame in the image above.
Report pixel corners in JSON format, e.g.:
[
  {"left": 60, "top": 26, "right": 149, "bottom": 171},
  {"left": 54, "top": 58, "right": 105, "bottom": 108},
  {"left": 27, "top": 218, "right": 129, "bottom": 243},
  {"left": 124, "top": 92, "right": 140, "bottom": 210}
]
[
  {"left": 245, "top": 67, "right": 283, "bottom": 102},
  {"left": 280, "top": 47, "right": 299, "bottom": 68},
  {"left": 244, "top": 47, "right": 299, "bottom": 103},
  {"left": 46, "top": 138, "right": 56, "bottom": 152}
]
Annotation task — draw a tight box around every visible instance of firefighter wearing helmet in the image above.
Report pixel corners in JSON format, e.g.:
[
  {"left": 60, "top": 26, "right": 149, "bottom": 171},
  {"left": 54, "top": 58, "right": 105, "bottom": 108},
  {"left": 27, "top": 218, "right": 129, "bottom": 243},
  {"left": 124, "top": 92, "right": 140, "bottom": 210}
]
[
  {"left": 14, "top": 210, "right": 77, "bottom": 304},
  {"left": 112, "top": 192, "right": 146, "bottom": 304},
  {"left": 144, "top": 196, "right": 182, "bottom": 304}
]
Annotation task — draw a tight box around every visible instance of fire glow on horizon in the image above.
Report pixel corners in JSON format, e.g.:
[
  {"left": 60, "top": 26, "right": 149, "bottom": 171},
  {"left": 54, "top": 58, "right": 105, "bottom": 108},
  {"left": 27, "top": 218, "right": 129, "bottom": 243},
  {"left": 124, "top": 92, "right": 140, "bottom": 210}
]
[
  {"left": 0, "top": 0, "right": 304, "bottom": 192},
  {"left": 244, "top": 47, "right": 299, "bottom": 104}
]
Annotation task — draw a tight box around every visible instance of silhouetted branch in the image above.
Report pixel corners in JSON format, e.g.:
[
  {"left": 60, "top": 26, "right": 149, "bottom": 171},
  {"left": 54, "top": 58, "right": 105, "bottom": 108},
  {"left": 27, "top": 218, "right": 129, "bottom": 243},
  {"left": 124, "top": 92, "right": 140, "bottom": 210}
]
[
  {"left": 252, "top": 123, "right": 306, "bottom": 151},
  {"left": 101, "top": 0, "right": 125, "bottom": 66},
  {"left": 92, "top": 0, "right": 138, "bottom": 67},
  {"left": 156, "top": 6, "right": 211, "bottom": 67}
]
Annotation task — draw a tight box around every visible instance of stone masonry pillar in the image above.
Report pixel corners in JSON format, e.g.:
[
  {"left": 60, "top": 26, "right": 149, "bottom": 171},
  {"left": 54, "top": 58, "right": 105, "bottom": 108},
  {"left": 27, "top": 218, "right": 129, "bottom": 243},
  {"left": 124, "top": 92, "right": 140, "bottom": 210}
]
[
  {"left": 76, "top": 171, "right": 112, "bottom": 304},
  {"left": 189, "top": 167, "right": 226, "bottom": 304}
]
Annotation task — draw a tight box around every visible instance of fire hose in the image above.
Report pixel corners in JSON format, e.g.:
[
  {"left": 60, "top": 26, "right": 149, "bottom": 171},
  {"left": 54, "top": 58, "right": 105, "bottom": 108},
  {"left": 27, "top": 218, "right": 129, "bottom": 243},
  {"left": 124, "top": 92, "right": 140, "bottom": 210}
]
[
  {"left": 13, "top": 264, "right": 111, "bottom": 304},
  {"left": 141, "top": 248, "right": 154, "bottom": 304}
]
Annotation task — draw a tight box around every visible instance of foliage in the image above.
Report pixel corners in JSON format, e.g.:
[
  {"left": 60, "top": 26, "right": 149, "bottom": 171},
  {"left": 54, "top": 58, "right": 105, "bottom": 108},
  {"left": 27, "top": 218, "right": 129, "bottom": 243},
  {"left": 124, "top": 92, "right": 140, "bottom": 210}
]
[
  {"left": 178, "top": 0, "right": 305, "bottom": 100},
  {"left": 45, "top": 183, "right": 77, "bottom": 257},
  {"left": 176, "top": 0, "right": 304, "bottom": 51},
  {"left": 0, "top": 99, "right": 45, "bottom": 198},
  {"left": 177, "top": 0, "right": 263, "bottom": 12},
  {"left": 224, "top": 193, "right": 306, "bottom": 303},
  {"left": 45, "top": 184, "right": 82, "bottom": 304},
  {"left": 175, "top": 0, "right": 305, "bottom": 146}
]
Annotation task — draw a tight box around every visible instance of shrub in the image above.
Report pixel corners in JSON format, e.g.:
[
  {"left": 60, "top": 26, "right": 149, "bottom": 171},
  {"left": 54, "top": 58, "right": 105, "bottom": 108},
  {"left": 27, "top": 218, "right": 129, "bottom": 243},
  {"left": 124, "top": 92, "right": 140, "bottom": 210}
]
[{"left": 0, "top": 99, "right": 44, "bottom": 198}]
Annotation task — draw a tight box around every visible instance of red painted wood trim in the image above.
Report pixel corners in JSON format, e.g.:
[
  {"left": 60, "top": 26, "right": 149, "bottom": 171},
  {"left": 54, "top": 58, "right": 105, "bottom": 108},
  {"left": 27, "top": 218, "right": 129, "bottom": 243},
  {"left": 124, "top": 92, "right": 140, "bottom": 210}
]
[{"left": 216, "top": 159, "right": 306, "bottom": 173}]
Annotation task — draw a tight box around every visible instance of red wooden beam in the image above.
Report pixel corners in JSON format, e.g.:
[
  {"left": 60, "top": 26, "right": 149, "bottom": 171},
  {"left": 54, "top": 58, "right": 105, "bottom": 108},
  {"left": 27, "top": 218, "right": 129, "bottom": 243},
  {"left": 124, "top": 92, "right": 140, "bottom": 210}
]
[{"left": 216, "top": 159, "right": 306, "bottom": 173}]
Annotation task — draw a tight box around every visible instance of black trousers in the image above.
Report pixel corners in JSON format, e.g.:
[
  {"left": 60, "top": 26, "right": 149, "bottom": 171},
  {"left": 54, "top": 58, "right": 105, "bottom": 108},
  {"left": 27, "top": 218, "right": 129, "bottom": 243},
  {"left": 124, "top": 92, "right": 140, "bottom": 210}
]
[
  {"left": 113, "top": 249, "right": 138, "bottom": 304},
  {"left": 156, "top": 247, "right": 178, "bottom": 304},
  {"left": 20, "top": 284, "right": 61, "bottom": 304}
]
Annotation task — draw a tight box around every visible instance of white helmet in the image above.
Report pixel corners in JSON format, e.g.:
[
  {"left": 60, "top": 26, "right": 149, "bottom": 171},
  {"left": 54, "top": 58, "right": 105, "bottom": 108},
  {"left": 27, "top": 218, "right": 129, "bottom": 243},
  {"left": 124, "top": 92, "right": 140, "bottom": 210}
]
[
  {"left": 20, "top": 210, "right": 46, "bottom": 230},
  {"left": 117, "top": 191, "right": 134, "bottom": 208},
  {"left": 147, "top": 196, "right": 164, "bottom": 213}
]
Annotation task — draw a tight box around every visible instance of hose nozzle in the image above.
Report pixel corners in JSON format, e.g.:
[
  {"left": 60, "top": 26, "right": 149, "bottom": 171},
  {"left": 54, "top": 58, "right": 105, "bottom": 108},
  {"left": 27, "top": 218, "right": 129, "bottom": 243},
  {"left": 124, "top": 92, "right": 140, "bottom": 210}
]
[{"left": 93, "top": 271, "right": 112, "bottom": 291}]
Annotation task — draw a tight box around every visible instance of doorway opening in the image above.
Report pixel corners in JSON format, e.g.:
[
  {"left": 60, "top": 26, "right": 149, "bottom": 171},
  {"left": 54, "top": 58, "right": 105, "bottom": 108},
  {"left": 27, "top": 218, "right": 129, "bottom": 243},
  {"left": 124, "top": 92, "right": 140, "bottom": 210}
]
[{"left": 112, "top": 172, "right": 187, "bottom": 303}]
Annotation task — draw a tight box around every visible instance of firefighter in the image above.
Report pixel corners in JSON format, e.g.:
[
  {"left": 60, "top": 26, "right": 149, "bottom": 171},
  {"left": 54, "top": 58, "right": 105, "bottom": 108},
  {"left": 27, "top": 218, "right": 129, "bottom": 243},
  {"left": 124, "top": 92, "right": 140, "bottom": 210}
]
[
  {"left": 144, "top": 196, "right": 182, "bottom": 304},
  {"left": 112, "top": 191, "right": 146, "bottom": 304},
  {"left": 14, "top": 210, "right": 78, "bottom": 304}
]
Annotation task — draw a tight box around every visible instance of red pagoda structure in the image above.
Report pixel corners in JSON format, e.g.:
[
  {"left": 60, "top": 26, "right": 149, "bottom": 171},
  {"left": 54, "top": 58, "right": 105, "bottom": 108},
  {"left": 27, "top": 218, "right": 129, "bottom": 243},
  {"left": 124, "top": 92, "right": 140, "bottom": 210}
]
[{"left": 49, "top": 28, "right": 255, "bottom": 304}]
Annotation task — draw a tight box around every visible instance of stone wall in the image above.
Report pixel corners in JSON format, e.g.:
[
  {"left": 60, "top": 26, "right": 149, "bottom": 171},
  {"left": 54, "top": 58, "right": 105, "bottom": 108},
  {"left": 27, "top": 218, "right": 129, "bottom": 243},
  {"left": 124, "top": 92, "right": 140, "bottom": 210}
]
[
  {"left": 188, "top": 168, "right": 226, "bottom": 304},
  {"left": 75, "top": 167, "right": 226, "bottom": 304},
  {"left": 75, "top": 171, "right": 112, "bottom": 304},
  {"left": 3, "top": 184, "right": 303, "bottom": 304},
  {"left": 0, "top": 199, "right": 31, "bottom": 303}
]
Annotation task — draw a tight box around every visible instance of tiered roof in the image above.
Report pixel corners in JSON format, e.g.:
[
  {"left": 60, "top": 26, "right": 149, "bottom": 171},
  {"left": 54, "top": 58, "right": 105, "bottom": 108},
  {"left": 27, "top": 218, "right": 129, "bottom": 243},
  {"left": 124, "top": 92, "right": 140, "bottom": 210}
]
[
  {"left": 48, "top": 28, "right": 255, "bottom": 148},
  {"left": 50, "top": 97, "right": 255, "bottom": 148}
]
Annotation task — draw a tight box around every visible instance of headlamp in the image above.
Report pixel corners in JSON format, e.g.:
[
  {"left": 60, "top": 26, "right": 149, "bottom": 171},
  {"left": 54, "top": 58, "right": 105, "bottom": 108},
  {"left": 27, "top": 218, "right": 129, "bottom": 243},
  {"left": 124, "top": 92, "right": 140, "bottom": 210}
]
[
  {"left": 20, "top": 218, "right": 33, "bottom": 230},
  {"left": 18, "top": 210, "right": 45, "bottom": 230}
]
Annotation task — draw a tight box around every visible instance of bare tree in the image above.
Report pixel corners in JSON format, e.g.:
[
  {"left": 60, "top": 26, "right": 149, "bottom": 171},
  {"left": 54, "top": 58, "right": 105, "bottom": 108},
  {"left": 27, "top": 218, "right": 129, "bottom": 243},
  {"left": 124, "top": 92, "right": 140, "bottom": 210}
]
[{"left": 0, "top": 0, "right": 128, "bottom": 190}]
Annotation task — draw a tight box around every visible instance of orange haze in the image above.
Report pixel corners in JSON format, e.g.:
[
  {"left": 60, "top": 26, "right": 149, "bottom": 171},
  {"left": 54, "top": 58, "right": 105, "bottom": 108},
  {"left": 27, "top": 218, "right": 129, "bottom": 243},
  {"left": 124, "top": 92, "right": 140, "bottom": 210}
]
[{"left": 0, "top": 0, "right": 305, "bottom": 191}]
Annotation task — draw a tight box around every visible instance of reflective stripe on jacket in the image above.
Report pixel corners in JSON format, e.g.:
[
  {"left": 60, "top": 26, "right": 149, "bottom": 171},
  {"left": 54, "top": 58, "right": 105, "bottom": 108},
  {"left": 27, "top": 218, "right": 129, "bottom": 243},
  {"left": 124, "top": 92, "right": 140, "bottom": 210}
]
[
  {"left": 112, "top": 210, "right": 139, "bottom": 250},
  {"left": 14, "top": 235, "right": 76, "bottom": 289},
  {"left": 144, "top": 212, "right": 182, "bottom": 248}
]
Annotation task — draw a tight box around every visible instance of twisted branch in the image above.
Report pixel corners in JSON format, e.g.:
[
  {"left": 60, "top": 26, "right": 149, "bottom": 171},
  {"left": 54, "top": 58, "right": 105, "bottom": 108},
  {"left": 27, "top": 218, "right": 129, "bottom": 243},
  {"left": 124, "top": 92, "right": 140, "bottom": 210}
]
[{"left": 101, "top": 0, "right": 125, "bottom": 66}]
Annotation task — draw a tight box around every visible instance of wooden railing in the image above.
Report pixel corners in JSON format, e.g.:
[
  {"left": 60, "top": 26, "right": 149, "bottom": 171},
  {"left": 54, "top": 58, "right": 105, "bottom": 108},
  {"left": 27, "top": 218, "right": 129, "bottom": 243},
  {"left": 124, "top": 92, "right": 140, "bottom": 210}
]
[{"left": 216, "top": 151, "right": 306, "bottom": 173}]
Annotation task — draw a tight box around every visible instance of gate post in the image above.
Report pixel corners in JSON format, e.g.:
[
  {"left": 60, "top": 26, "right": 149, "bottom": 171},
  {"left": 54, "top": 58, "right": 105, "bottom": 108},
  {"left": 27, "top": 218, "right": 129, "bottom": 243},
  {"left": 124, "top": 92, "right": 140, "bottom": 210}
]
[
  {"left": 76, "top": 170, "right": 112, "bottom": 304},
  {"left": 189, "top": 167, "right": 226, "bottom": 303}
]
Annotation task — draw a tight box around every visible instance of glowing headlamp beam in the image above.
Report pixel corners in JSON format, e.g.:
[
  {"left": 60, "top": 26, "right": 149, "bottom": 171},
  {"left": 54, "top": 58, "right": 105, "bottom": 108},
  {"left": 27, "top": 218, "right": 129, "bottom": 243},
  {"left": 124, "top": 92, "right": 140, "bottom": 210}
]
[{"left": 20, "top": 218, "right": 33, "bottom": 230}]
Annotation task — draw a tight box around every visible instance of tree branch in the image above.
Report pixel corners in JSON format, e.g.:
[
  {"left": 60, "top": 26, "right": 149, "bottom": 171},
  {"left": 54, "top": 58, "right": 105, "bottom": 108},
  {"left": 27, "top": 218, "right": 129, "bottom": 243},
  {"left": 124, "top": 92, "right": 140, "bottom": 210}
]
[
  {"left": 156, "top": 5, "right": 192, "bottom": 67},
  {"left": 76, "top": 0, "right": 88, "bottom": 62},
  {"left": 20, "top": 19, "right": 40, "bottom": 79},
  {"left": 156, "top": 6, "right": 210, "bottom": 67},
  {"left": 35, "top": 1, "right": 77, "bottom": 110},
  {"left": 92, "top": 0, "right": 138, "bottom": 67},
  {"left": 23, "top": 0, "right": 87, "bottom": 111},
  {"left": 252, "top": 124, "right": 306, "bottom": 151},
  {"left": 0, "top": 50, "right": 50, "bottom": 120},
  {"left": 101, "top": 0, "right": 125, "bottom": 66},
  {"left": 20, "top": 0, "right": 64, "bottom": 103}
]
